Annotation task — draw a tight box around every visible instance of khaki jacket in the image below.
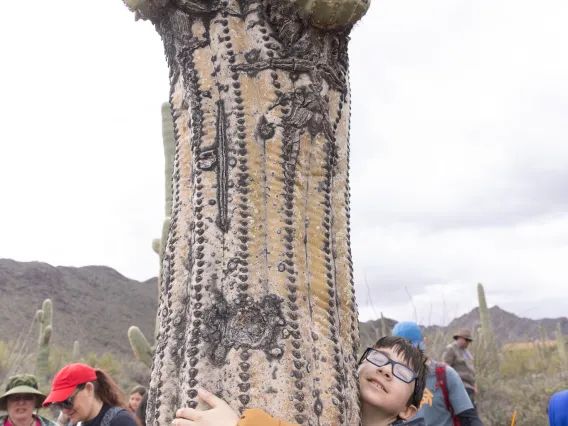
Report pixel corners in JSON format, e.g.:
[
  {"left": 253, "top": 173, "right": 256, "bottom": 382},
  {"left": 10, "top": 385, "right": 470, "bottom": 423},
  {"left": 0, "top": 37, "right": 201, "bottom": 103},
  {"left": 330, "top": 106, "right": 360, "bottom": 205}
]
[{"left": 442, "top": 341, "right": 476, "bottom": 390}]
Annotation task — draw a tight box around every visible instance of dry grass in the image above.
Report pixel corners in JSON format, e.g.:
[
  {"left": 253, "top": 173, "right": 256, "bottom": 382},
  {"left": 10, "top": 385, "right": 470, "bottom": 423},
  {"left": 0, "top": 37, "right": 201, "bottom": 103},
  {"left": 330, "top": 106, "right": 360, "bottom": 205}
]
[{"left": 503, "top": 340, "right": 557, "bottom": 350}]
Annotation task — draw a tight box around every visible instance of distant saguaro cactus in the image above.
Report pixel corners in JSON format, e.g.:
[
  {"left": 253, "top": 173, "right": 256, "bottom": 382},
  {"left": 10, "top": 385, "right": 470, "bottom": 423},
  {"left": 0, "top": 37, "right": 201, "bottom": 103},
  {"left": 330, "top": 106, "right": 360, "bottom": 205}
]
[
  {"left": 536, "top": 324, "right": 550, "bottom": 366},
  {"left": 556, "top": 322, "right": 567, "bottom": 369},
  {"left": 35, "top": 299, "right": 53, "bottom": 382},
  {"left": 129, "top": 103, "right": 175, "bottom": 368},
  {"left": 72, "top": 340, "right": 81, "bottom": 362},
  {"left": 128, "top": 326, "right": 154, "bottom": 369},
  {"left": 477, "top": 283, "right": 499, "bottom": 371},
  {"left": 151, "top": 102, "right": 175, "bottom": 340}
]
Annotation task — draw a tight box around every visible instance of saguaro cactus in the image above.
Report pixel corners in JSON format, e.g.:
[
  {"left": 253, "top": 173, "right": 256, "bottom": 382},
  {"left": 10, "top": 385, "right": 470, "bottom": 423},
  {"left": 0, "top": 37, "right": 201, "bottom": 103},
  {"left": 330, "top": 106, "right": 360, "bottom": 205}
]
[
  {"left": 129, "top": 103, "right": 175, "bottom": 368},
  {"left": 72, "top": 341, "right": 81, "bottom": 362},
  {"left": 128, "top": 326, "right": 155, "bottom": 369},
  {"left": 477, "top": 283, "right": 498, "bottom": 370},
  {"left": 153, "top": 102, "right": 175, "bottom": 338},
  {"left": 557, "top": 322, "right": 567, "bottom": 369},
  {"left": 119, "top": 0, "right": 369, "bottom": 424},
  {"left": 35, "top": 299, "right": 53, "bottom": 382}
]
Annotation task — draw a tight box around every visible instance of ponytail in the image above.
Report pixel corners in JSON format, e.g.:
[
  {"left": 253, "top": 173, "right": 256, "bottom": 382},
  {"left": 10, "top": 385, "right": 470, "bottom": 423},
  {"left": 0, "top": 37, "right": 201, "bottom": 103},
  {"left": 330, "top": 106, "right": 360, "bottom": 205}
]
[{"left": 92, "top": 370, "right": 128, "bottom": 409}]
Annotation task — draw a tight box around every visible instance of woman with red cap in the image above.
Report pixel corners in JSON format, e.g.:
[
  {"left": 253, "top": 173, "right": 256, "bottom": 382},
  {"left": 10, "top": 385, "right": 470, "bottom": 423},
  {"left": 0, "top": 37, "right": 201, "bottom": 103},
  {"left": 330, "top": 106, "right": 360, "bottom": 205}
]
[{"left": 43, "top": 364, "right": 138, "bottom": 426}]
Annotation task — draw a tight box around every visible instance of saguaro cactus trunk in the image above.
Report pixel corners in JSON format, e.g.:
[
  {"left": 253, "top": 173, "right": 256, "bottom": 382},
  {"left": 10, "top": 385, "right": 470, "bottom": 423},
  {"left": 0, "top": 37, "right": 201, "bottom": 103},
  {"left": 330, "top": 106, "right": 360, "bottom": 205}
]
[
  {"left": 35, "top": 299, "right": 53, "bottom": 383},
  {"left": 557, "top": 322, "right": 567, "bottom": 369},
  {"left": 119, "top": 0, "right": 369, "bottom": 424},
  {"left": 477, "top": 283, "right": 498, "bottom": 371}
]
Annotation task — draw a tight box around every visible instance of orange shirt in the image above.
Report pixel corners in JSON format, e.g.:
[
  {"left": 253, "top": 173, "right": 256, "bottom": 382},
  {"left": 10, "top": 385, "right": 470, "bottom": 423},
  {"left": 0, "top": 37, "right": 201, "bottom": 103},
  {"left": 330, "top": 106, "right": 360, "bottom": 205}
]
[{"left": 238, "top": 409, "right": 298, "bottom": 426}]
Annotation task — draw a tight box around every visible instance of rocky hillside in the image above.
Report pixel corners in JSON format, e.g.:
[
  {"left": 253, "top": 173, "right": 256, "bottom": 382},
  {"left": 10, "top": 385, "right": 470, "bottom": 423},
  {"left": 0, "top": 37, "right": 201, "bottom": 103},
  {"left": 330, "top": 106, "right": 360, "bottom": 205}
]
[
  {"left": 359, "top": 306, "right": 568, "bottom": 350},
  {"left": 3, "top": 258, "right": 566, "bottom": 358},
  {"left": 0, "top": 258, "right": 157, "bottom": 357}
]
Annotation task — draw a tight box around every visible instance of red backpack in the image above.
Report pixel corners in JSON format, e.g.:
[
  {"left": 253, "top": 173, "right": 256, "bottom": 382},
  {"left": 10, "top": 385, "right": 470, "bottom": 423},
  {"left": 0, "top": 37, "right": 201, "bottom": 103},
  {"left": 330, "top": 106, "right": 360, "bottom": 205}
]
[{"left": 435, "top": 362, "right": 460, "bottom": 426}]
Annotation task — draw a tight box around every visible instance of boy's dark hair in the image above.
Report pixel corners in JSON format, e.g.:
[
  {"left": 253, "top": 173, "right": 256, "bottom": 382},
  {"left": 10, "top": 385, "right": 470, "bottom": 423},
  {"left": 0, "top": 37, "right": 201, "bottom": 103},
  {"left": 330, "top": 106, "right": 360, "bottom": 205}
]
[{"left": 369, "top": 335, "right": 427, "bottom": 408}]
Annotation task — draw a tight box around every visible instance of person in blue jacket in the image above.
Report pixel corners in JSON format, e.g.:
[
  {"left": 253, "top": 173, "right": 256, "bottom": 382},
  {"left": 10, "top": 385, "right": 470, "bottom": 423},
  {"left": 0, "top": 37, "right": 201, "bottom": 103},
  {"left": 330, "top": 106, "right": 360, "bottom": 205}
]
[{"left": 549, "top": 390, "right": 568, "bottom": 426}]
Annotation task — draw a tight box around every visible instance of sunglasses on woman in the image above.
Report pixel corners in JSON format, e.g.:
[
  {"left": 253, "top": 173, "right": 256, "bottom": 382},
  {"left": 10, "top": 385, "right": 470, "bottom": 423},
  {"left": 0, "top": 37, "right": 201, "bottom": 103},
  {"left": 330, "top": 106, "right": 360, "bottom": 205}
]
[{"left": 52, "top": 384, "right": 86, "bottom": 410}]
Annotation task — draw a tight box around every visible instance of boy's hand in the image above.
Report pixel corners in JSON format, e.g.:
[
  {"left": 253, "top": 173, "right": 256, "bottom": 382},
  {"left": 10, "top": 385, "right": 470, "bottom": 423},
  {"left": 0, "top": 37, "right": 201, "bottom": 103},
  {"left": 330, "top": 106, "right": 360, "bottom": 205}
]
[{"left": 174, "top": 388, "right": 240, "bottom": 426}]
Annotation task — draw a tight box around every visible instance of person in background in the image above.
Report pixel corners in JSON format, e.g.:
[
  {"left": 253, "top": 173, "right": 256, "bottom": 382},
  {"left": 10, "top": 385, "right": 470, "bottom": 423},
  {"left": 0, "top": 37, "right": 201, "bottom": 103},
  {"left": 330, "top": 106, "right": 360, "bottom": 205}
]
[
  {"left": 0, "top": 374, "right": 57, "bottom": 426},
  {"left": 442, "top": 328, "right": 477, "bottom": 409},
  {"left": 127, "top": 386, "right": 146, "bottom": 420},
  {"left": 135, "top": 394, "right": 148, "bottom": 426},
  {"left": 393, "top": 322, "right": 485, "bottom": 426},
  {"left": 42, "top": 363, "right": 138, "bottom": 426},
  {"left": 548, "top": 390, "right": 568, "bottom": 426}
]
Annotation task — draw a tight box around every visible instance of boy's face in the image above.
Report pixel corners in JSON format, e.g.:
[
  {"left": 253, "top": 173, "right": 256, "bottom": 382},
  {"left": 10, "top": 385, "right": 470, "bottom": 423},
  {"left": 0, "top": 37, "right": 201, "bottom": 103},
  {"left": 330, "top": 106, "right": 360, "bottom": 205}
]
[{"left": 358, "top": 347, "right": 418, "bottom": 420}]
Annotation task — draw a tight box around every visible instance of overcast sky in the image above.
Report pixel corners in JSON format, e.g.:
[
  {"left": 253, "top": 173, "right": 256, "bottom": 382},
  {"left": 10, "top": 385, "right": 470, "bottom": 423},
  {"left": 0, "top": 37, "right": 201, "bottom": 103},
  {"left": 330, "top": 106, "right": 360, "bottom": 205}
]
[{"left": 1, "top": 1, "right": 567, "bottom": 325}]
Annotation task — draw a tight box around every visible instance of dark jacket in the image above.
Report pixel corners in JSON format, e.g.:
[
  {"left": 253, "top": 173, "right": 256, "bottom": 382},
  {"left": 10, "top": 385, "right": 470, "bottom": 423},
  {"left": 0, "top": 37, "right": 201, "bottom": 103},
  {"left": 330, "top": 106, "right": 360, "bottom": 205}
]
[
  {"left": 81, "top": 405, "right": 138, "bottom": 426},
  {"left": 392, "top": 417, "right": 426, "bottom": 425}
]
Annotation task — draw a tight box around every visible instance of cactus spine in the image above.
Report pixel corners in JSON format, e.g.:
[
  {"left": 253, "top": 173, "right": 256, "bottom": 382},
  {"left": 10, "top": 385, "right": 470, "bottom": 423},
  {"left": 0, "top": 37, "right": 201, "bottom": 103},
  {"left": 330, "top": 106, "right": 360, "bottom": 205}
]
[
  {"left": 128, "top": 326, "right": 154, "bottom": 369},
  {"left": 35, "top": 299, "right": 53, "bottom": 382},
  {"left": 557, "top": 322, "right": 567, "bottom": 369},
  {"left": 477, "top": 283, "right": 498, "bottom": 370}
]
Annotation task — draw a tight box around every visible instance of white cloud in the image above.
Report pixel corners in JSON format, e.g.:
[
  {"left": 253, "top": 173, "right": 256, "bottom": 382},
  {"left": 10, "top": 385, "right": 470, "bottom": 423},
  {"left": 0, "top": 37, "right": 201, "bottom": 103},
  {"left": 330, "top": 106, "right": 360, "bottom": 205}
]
[{"left": 1, "top": 1, "right": 567, "bottom": 325}]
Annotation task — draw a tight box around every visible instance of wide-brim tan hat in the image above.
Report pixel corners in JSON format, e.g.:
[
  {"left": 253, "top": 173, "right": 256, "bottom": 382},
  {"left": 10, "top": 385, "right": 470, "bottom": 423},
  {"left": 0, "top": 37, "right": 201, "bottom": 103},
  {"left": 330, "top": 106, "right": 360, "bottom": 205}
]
[
  {"left": 0, "top": 375, "right": 47, "bottom": 410},
  {"left": 453, "top": 328, "right": 473, "bottom": 341}
]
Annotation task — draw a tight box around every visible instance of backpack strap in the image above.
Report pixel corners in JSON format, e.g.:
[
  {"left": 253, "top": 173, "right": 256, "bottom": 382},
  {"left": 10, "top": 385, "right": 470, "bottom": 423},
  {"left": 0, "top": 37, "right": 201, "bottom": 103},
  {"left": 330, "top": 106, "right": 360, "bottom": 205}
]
[
  {"left": 101, "top": 407, "right": 125, "bottom": 426},
  {"left": 435, "top": 362, "right": 460, "bottom": 426}
]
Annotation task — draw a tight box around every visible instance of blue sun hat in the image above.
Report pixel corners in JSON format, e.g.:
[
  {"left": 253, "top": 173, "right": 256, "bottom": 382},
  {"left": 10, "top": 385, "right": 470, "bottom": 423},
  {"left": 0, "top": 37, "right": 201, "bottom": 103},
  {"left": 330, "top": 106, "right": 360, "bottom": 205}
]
[{"left": 392, "top": 321, "right": 426, "bottom": 350}]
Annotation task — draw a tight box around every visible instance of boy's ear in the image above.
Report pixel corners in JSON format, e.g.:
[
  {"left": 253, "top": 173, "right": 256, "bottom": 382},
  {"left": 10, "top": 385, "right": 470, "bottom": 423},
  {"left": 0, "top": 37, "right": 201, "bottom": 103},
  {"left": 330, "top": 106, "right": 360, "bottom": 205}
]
[{"left": 397, "top": 404, "right": 417, "bottom": 421}]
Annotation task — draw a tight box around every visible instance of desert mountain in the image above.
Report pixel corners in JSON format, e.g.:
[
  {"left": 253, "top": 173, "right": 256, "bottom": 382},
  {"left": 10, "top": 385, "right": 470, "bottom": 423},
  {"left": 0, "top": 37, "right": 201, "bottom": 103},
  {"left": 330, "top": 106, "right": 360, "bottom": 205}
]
[
  {"left": 2, "top": 259, "right": 566, "bottom": 358},
  {"left": 0, "top": 258, "right": 157, "bottom": 357},
  {"left": 359, "top": 306, "right": 568, "bottom": 350}
]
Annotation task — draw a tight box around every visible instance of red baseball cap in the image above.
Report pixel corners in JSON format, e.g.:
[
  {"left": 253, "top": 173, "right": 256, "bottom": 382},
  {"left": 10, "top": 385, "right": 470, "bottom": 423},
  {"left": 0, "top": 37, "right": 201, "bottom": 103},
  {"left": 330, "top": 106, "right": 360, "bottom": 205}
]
[{"left": 43, "top": 363, "right": 97, "bottom": 407}]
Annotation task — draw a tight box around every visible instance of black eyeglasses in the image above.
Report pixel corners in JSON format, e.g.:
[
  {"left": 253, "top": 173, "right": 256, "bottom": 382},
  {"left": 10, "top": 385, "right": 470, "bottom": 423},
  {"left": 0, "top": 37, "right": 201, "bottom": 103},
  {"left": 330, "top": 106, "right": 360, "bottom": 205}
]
[
  {"left": 52, "top": 384, "right": 86, "bottom": 410},
  {"left": 358, "top": 348, "right": 418, "bottom": 384}
]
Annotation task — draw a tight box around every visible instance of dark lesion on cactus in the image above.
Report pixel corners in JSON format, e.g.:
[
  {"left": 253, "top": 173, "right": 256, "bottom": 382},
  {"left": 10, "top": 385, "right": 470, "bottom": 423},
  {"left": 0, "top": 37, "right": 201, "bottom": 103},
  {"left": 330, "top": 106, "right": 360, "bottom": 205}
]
[
  {"left": 274, "top": 84, "right": 334, "bottom": 140},
  {"left": 256, "top": 115, "right": 276, "bottom": 140},
  {"left": 194, "top": 101, "right": 231, "bottom": 232},
  {"left": 202, "top": 291, "right": 286, "bottom": 365}
]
